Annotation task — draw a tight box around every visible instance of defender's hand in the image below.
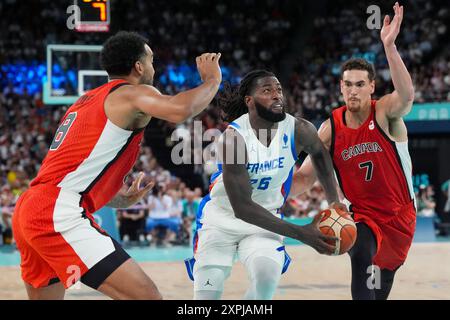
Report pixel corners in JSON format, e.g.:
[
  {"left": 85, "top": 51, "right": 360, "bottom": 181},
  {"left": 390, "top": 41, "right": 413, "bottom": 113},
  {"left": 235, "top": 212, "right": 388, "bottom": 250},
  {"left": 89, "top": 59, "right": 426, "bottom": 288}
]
[
  {"left": 329, "top": 201, "right": 349, "bottom": 213},
  {"left": 196, "top": 52, "right": 222, "bottom": 84},
  {"left": 381, "top": 2, "right": 403, "bottom": 47},
  {"left": 123, "top": 172, "right": 155, "bottom": 207},
  {"left": 296, "top": 212, "right": 339, "bottom": 255}
]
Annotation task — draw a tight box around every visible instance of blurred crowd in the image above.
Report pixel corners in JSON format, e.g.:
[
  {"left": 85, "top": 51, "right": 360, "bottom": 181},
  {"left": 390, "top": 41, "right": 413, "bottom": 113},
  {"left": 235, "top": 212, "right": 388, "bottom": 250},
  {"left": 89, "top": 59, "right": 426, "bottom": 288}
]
[{"left": 285, "top": 0, "right": 449, "bottom": 120}]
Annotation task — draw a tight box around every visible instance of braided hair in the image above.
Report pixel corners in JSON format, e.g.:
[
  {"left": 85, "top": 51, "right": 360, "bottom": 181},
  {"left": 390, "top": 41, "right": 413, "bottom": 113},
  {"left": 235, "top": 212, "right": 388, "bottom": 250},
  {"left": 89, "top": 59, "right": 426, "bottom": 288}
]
[{"left": 217, "top": 70, "right": 275, "bottom": 122}]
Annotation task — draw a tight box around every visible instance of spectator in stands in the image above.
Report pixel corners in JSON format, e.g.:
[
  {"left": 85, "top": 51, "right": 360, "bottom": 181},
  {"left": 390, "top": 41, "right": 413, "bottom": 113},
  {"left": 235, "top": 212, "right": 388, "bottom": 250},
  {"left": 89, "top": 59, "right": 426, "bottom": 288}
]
[
  {"left": 146, "top": 184, "right": 180, "bottom": 246},
  {"left": 287, "top": 193, "right": 310, "bottom": 218},
  {"left": 441, "top": 179, "right": 450, "bottom": 219},
  {"left": 306, "top": 184, "right": 328, "bottom": 218},
  {"left": 179, "top": 189, "right": 200, "bottom": 244},
  {"left": 118, "top": 192, "right": 147, "bottom": 246},
  {"left": 417, "top": 184, "right": 436, "bottom": 217},
  {"left": 167, "top": 189, "right": 183, "bottom": 243},
  {"left": 0, "top": 185, "right": 15, "bottom": 244},
  {"left": 193, "top": 187, "right": 203, "bottom": 201}
]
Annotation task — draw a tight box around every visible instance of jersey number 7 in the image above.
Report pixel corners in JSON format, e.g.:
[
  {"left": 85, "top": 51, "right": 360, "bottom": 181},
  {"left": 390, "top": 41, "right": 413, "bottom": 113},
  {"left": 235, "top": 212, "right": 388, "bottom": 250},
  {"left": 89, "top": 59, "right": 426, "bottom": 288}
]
[{"left": 358, "top": 161, "right": 373, "bottom": 181}]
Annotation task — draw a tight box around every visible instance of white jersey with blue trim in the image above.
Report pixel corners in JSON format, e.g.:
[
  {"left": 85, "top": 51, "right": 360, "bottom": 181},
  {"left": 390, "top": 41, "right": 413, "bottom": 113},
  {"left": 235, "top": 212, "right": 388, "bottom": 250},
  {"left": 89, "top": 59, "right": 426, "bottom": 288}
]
[{"left": 197, "top": 113, "right": 298, "bottom": 234}]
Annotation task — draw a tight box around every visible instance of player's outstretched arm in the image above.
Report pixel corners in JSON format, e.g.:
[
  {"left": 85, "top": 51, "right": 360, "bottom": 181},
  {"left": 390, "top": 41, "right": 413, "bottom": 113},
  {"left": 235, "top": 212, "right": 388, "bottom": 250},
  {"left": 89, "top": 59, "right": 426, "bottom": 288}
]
[
  {"left": 129, "top": 53, "right": 222, "bottom": 123},
  {"left": 294, "top": 119, "right": 340, "bottom": 206},
  {"left": 378, "top": 2, "right": 414, "bottom": 119},
  {"left": 219, "top": 128, "right": 337, "bottom": 255}
]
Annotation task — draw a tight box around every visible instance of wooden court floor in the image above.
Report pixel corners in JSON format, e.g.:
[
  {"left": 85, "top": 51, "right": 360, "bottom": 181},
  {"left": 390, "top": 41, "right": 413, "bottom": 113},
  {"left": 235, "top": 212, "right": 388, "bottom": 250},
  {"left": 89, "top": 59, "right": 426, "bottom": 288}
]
[{"left": 1, "top": 242, "right": 449, "bottom": 300}]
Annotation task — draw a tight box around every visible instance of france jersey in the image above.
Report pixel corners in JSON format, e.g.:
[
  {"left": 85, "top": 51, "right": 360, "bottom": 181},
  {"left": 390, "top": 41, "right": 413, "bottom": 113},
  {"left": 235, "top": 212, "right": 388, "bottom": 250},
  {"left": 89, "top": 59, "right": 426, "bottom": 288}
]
[{"left": 195, "top": 113, "right": 298, "bottom": 236}]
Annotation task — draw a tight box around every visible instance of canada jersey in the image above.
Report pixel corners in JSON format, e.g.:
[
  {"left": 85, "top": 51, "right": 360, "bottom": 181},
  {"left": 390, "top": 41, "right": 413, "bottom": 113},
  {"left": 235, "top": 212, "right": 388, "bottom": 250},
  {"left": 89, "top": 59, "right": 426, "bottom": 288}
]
[
  {"left": 30, "top": 80, "right": 144, "bottom": 214},
  {"left": 330, "top": 100, "right": 415, "bottom": 220},
  {"left": 197, "top": 113, "right": 298, "bottom": 234}
]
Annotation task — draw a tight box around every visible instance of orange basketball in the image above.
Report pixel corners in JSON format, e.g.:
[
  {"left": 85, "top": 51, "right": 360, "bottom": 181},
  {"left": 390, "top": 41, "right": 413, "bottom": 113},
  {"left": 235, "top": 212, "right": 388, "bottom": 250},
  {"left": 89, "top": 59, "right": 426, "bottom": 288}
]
[{"left": 318, "top": 208, "right": 357, "bottom": 255}]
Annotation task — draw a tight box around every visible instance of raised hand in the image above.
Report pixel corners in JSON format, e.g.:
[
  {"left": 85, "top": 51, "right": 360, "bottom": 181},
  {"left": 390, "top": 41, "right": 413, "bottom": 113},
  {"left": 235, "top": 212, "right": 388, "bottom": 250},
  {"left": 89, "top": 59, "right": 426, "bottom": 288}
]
[
  {"left": 381, "top": 2, "right": 404, "bottom": 47},
  {"left": 196, "top": 52, "right": 222, "bottom": 84}
]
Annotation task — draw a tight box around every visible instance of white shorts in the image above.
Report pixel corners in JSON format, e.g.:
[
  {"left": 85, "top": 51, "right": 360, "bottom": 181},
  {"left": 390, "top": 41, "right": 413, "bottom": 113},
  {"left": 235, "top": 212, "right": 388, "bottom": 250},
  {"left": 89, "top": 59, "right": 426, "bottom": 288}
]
[
  {"left": 184, "top": 198, "right": 291, "bottom": 281},
  {"left": 184, "top": 225, "right": 291, "bottom": 282}
]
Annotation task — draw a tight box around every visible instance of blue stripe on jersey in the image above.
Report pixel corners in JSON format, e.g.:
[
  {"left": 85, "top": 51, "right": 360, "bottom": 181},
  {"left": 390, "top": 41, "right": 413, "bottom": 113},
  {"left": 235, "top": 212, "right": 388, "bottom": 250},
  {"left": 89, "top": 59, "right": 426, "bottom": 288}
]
[
  {"left": 209, "top": 163, "right": 223, "bottom": 183},
  {"left": 185, "top": 192, "right": 212, "bottom": 282},
  {"left": 281, "top": 167, "right": 294, "bottom": 202},
  {"left": 278, "top": 167, "right": 294, "bottom": 221},
  {"left": 290, "top": 124, "right": 297, "bottom": 161},
  {"left": 192, "top": 193, "right": 211, "bottom": 249},
  {"left": 229, "top": 121, "right": 241, "bottom": 129}
]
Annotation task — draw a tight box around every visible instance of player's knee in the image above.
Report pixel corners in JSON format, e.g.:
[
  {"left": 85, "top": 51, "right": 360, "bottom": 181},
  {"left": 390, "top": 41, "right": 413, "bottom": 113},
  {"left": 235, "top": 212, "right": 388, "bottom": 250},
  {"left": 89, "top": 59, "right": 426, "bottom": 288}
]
[
  {"left": 193, "top": 265, "right": 230, "bottom": 293},
  {"left": 25, "top": 282, "right": 65, "bottom": 300},
  {"left": 348, "top": 240, "right": 374, "bottom": 267},
  {"left": 136, "top": 282, "right": 162, "bottom": 300},
  {"left": 249, "top": 257, "right": 281, "bottom": 292},
  {"left": 102, "top": 279, "right": 162, "bottom": 300}
]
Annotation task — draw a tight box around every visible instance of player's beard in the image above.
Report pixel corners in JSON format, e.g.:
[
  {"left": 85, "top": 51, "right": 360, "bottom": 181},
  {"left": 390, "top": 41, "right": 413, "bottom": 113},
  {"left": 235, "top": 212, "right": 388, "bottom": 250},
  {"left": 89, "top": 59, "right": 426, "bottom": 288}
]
[{"left": 254, "top": 101, "right": 286, "bottom": 123}]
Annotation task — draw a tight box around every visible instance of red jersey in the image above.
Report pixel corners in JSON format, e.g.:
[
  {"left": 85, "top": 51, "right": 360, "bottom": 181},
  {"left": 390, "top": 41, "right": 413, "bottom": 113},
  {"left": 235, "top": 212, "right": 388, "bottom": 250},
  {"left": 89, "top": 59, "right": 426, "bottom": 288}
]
[
  {"left": 31, "top": 79, "right": 144, "bottom": 214},
  {"left": 330, "top": 100, "right": 415, "bottom": 221}
]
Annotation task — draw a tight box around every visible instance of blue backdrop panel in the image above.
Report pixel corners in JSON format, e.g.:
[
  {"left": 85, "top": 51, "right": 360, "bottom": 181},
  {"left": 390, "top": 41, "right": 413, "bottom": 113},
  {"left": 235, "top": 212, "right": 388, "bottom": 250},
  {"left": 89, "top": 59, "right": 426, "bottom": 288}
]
[{"left": 93, "top": 207, "right": 120, "bottom": 242}]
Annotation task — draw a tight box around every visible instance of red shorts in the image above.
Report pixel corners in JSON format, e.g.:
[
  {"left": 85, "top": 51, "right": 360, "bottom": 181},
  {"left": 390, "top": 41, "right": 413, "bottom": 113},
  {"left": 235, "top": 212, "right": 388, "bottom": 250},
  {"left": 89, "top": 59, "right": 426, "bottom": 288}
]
[
  {"left": 353, "top": 201, "right": 416, "bottom": 271},
  {"left": 12, "top": 184, "right": 129, "bottom": 289}
]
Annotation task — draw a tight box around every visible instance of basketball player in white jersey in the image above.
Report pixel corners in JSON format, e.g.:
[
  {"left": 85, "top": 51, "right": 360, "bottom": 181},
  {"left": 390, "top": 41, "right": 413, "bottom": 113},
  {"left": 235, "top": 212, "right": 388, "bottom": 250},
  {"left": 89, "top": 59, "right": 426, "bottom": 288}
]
[{"left": 185, "top": 70, "right": 345, "bottom": 300}]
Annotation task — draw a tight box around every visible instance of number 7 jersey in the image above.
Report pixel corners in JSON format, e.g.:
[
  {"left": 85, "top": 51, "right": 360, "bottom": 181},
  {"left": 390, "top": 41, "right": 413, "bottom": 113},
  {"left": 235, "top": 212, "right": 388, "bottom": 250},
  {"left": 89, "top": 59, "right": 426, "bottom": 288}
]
[{"left": 330, "top": 100, "right": 416, "bottom": 221}]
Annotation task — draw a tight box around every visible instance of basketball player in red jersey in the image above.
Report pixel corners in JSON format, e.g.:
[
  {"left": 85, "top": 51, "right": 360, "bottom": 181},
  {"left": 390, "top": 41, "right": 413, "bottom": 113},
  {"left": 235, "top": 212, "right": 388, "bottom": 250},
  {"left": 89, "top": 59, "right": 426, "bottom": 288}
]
[
  {"left": 12, "top": 31, "right": 222, "bottom": 299},
  {"left": 292, "top": 3, "right": 416, "bottom": 299}
]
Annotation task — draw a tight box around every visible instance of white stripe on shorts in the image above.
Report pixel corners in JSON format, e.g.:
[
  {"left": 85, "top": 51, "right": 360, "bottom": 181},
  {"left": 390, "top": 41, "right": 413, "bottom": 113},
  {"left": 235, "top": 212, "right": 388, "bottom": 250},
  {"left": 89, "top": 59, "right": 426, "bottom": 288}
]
[{"left": 53, "top": 189, "right": 115, "bottom": 268}]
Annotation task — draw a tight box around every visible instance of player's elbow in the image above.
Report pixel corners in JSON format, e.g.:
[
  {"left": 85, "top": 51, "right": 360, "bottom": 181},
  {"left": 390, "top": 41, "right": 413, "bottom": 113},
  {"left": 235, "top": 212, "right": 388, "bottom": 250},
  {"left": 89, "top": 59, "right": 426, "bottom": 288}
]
[
  {"left": 402, "top": 91, "right": 415, "bottom": 107},
  {"left": 400, "top": 87, "right": 415, "bottom": 106},
  {"left": 407, "top": 90, "right": 415, "bottom": 103},
  {"left": 230, "top": 201, "right": 250, "bottom": 221},
  {"left": 234, "top": 209, "right": 249, "bottom": 221},
  {"left": 169, "top": 104, "right": 193, "bottom": 123}
]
